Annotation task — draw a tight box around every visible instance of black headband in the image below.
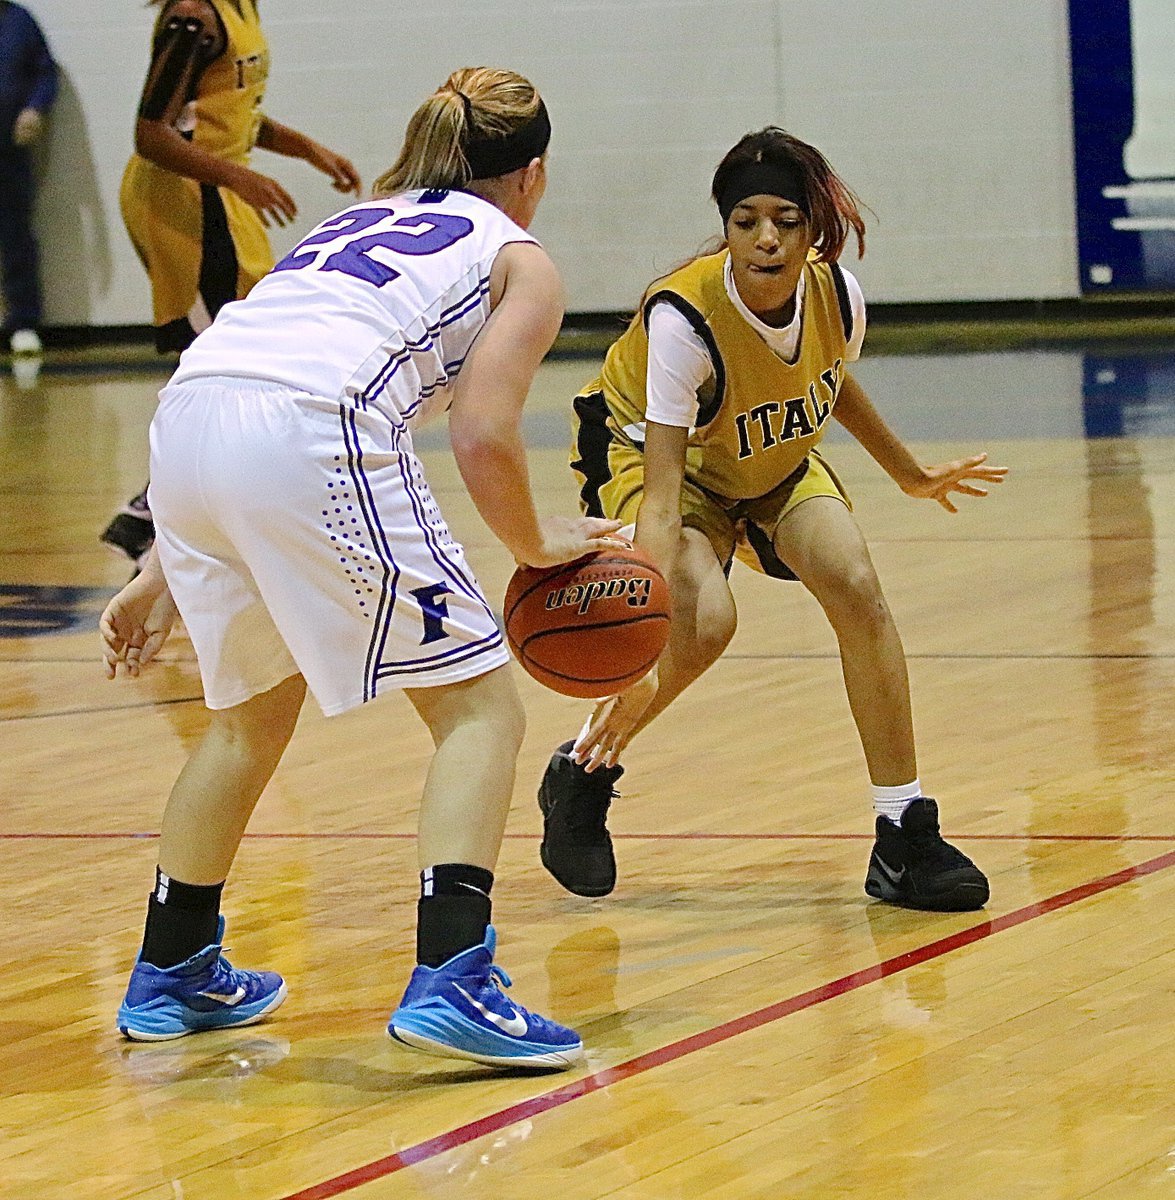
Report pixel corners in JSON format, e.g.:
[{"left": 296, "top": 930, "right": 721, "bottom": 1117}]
[
  {"left": 715, "top": 160, "right": 808, "bottom": 225},
  {"left": 464, "top": 98, "right": 551, "bottom": 181}
]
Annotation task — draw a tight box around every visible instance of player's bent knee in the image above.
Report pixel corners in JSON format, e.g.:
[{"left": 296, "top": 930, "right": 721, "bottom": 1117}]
[
  {"left": 821, "top": 571, "right": 891, "bottom": 636},
  {"left": 695, "top": 617, "right": 736, "bottom": 667}
]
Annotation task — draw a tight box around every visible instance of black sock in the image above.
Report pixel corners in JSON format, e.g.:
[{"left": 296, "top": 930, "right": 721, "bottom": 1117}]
[
  {"left": 416, "top": 863, "right": 493, "bottom": 968},
  {"left": 140, "top": 867, "right": 224, "bottom": 969}
]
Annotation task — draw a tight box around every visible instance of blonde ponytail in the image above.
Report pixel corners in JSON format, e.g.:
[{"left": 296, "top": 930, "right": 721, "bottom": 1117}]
[{"left": 373, "top": 67, "right": 543, "bottom": 197}]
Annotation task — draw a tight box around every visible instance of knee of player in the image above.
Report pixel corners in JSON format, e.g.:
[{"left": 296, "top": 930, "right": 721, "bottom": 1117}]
[
  {"left": 495, "top": 682, "right": 527, "bottom": 749},
  {"left": 820, "top": 565, "right": 890, "bottom": 632},
  {"left": 692, "top": 606, "right": 737, "bottom": 668}
]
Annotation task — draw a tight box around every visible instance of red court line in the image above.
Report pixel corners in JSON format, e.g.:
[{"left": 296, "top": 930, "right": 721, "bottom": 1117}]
[
  {"left": 2, "top": 831, "right": 1175, "bottom": 843},
  {"left": 279, "top": 847, "right": 1175, "bottom": 1200}
]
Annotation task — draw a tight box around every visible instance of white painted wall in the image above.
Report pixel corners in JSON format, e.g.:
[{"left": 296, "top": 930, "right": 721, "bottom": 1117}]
[{"left": 21, "top": 0, "right": 1079, "bottom": 327}]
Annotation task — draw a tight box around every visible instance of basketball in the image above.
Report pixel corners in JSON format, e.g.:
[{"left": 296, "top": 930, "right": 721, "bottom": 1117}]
[{"left": 503, "top": 544, "right": 671, "bottom": 698}]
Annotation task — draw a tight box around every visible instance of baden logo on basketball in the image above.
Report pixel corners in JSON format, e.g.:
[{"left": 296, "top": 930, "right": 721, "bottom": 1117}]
[
  {"left": 544, "top": 576, "right": 652, "bottom": 615},
  {"left": 503, "top": 545, "right": 672, "bottom": 699}
]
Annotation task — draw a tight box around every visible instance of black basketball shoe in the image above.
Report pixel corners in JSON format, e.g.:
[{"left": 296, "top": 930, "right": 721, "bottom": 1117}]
[
  {"left": 865, "top": 798, "right": 989, "bottom": 912},
  {"left": 538, "top": 741, "right": 623, "bottom": 897},
  {"left": 101, "top": 488, "right": 155, "bottom": 569}
]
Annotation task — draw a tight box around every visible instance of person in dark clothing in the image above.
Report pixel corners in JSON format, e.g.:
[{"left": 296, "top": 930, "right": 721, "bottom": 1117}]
[{"left": 0, "top": 0, "right": 57, "bottom": 355}]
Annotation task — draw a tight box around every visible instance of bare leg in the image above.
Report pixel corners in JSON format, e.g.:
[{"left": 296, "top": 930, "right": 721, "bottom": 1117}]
[
  {"left": 392, "top": 666, "right": 584, "bottom": 1067},
  {"left": 158, "top": 673, "right": 307, "bottom": 883},
  {"left": 117, "top": 673, "right": 306, "bottom": 1038},
  {"left": 537, "top": 529, "right": 735, "bottom": 896},
  {"left": 773, "top": 497, "right": 916, "bottom": 785},
  {"left": 405, "top": 664, "right": 525, "bottom": 871}
]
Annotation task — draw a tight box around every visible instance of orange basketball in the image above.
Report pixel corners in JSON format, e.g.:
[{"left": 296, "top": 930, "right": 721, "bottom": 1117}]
[{"left": 503, "top": 544, "right": 671, "bottom": 698}]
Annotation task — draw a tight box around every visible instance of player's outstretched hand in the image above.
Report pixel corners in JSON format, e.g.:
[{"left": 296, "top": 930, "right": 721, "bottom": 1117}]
[
  {"left": 901, "top": 453, "right": 1008, "bottom": 514},
  {"left": 227, "top": 166, "right": 298, "bottom": 227},
  {"left": 100, "top": 573, "right": 178, "bottom": 680},
  {"left": 306, "top": 142, "right": 362, "bottom": 195},
  {"left": 525, "top": 515, "right": 627, "bottom": 569},
  {"left": 573, "top": 667, "right": 659, "bottom": 772}
]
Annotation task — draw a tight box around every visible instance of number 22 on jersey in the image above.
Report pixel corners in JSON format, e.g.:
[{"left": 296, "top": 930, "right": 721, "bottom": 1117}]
[{"left": 272, "top": 207, "right": 474, "bottom": 287}]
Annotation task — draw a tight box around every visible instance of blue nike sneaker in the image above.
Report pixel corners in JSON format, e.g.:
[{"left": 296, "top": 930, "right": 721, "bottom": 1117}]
[
  {"left": 117, "top": 918, "right": 287, "bottom": 1041},
  {"left": 388, "top": 927, "right": 584, "bottom": 1070}
]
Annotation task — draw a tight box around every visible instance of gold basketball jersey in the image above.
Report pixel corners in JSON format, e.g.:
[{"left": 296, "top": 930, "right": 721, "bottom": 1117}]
[
  {"left": 594, "top": 251, "right": 854, "bottom": 501},
  {"left": 169, "top": 0, "right": 269, "bottom": 163}
]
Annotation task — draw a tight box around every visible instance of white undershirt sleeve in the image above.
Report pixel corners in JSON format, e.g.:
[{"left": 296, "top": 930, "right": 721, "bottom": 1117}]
[
  {"left": 645, "top": 300, "right": 714, "bottom": 428},
  {"left": 841, "top": 266, "right": 867, "bottom": 362}
]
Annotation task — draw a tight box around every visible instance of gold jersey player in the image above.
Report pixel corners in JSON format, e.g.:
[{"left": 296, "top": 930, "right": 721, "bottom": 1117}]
[
  {"left": 538, "top": 127, "right": 1007, "bottom": 912},
  {"left": 102, "top": 0, "right": 361, "bottom": 567}
]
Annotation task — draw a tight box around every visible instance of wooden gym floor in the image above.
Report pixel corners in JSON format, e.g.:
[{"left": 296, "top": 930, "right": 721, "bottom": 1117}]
[{"left": 2, "top": 339, "right": 1174, "bottom": 1198}]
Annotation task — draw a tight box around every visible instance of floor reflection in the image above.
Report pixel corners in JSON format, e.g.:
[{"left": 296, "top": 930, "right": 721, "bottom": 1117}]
[{"left": 1083, "top": 344, "right": 1175, "bottom": 437}]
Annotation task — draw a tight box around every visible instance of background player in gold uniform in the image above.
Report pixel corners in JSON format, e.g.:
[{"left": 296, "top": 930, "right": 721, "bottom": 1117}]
[
  {"left": 103, "top": 0, "right": 361, "bottom": 565},
  {"left": 539, "top": 127, "right": 1008, "bottom": 913}
]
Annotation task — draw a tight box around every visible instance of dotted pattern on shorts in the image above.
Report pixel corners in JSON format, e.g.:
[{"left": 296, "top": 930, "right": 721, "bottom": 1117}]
[{"left": 325, "top": 455, "right": 377, "bottom": 619}]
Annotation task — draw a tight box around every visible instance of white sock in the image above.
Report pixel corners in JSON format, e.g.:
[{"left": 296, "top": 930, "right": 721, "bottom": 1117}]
[
  {"left": 872, "top": 780, "right": 922, "bottom": 826},
  {"left": 571, "top": 713, "right": 594, "bottom": 756}
]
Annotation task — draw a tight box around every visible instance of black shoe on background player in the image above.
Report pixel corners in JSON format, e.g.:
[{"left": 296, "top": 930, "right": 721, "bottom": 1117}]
[
  {"left": 538, "top": 741, "right": 623, "bottom": 897},
  {"left": 101, "top": 489, "right": 155, "bottom": 570},
  {"left": 865, "top": 798, "right": 989, "bottom": 912}
]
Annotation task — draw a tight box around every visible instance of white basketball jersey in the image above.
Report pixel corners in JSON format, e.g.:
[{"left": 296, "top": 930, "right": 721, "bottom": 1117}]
[{"left": 172, "top": 189, "right": 538, "bottom": 426}]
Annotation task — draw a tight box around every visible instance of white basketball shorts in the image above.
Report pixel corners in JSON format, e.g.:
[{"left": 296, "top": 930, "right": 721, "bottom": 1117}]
[{"left": 148, "top": 377, "right": 508, "bottom": 715}]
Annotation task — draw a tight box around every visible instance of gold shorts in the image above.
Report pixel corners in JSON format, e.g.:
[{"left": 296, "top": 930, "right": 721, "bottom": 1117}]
[
  {"left": 120, "top": 154, "right": 273, "bottom": 352},
  {"left": 571, "top": 398, "right": 850, "bottom": 580}
]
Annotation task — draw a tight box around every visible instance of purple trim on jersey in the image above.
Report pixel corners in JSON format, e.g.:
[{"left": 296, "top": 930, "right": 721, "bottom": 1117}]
[
  {"left": 356, "top": 334, "right": 424, "bottom": 413},
  {"left": 357, "top": 277, "right": 490, "bottom": 406},
  {"left": 436, "top": 275, "right": 492, "bottom": 323},
  {"left": 355, "top": 277, "right": 490, "bottom": 413},
  {"left": 393, "top": 439, "right": 493, "bottom": 614},
  {"left": 341, "top": 405, "right": 501, "bottom": 692},
  {"left": 374, "top": 632, "right": 504, "bottom": 680},
  {"left": 398, "top": 353, "right": 469, "bottom": 423},
  {"left": 340, "top": 406, "right": 400, "bottom": 703},
  {"left": 375, "top": 621, "right": 503, "bottom": 673},
  {"left": 362, "top": 291, "right": 486, "bottom": 415}
]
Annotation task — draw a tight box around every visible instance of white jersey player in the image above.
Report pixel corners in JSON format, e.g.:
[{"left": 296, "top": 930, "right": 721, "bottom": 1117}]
[
  {"left": 165, "top": 187, "right": 551, "bottom": 711},
  {"left": 99, "top": 68, "right": 622, "bottom": 1072}
]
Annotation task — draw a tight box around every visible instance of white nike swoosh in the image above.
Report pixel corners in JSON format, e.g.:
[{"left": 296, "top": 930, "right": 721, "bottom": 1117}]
[
  {"left": 875, "top": 859, "right": 905, "bottom": 886},
  {"left": 199, "top": 986, "right": 247, "bottom": 1006},
  {"left": 454, "top": 984, "right": 528, "bottom": 1037}
]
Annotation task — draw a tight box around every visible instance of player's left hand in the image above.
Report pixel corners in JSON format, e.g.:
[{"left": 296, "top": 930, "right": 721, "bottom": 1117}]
[
  {"left": 902, "top": 453, "right": 1008, "bottom": 513},
  {"left": 12, "top": 107, "right": 44, "bottom": 146},
  {"left": 307, "top": 143, "right": 362, "bottom": 195},
  {"left": 573, "top": 667, "right": 659, "bottom": 772},
  {"left": 100, "top": 574, "right": 178, "bottom": 679}
]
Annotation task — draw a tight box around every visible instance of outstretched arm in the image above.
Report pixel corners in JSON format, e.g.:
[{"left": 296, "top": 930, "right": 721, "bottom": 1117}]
[
  {"left": 570, "top": 420, "right": 688, "bottom": 770},
  {"left": 256, "top": 118, "right": 362, "bottom": 196},
  {"left": 834, "top": 372, "right": 1008, "bottom": 513},
  {"left": 132, "top": 0, "right": 298, "bottom": 226},
  {"left": 449, "top": 241, "right": 621, "bottom": 568}
]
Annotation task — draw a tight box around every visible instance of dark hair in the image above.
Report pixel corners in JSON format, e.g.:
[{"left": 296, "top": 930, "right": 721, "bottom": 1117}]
[{"left": 711, "top": 127, "right": 866, "bottom": 261}]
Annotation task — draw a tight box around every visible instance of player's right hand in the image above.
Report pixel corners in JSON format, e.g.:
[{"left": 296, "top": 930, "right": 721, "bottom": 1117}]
[
  {"left": 524, "top": 515, "right": 627, "bottom": 569},
  {"left": 100, "top": 576, "right": 178, "bottom": 680},
  {"left": 228, "top": 167, "right": 298, "bottom": 227},
  {"left": 573, "top": 666, "right": 659, "bottom": 771}
]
